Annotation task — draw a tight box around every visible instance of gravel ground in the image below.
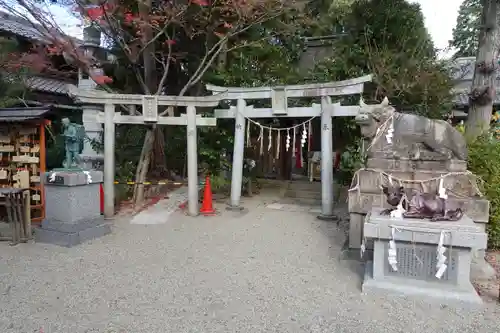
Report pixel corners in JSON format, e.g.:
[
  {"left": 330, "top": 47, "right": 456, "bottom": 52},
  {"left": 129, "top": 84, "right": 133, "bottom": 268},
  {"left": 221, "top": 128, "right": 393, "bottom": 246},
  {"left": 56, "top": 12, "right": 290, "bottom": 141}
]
[{"left": 0, "top": 195, "right": 499, "bottom": 333}]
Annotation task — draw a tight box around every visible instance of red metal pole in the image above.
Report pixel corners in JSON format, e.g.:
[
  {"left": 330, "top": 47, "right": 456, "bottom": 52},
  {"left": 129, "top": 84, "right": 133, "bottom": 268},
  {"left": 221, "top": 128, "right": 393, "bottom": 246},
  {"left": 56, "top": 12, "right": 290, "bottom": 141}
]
[{"left": 99, "top": 183, "right": 104, "bottom": 215}]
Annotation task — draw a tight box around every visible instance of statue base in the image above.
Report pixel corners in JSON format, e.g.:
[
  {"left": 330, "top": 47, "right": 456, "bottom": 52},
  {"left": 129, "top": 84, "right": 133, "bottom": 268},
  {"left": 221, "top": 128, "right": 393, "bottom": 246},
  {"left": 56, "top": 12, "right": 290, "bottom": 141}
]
[
  {"left": 35, "top": 170, "right": 110, "bottom": 247},
  {"left": 362, "top": 208, "right": 486, "bottom": 305},
  {"left": 51, "top": 167, "right": 85, "bottom": 172}
]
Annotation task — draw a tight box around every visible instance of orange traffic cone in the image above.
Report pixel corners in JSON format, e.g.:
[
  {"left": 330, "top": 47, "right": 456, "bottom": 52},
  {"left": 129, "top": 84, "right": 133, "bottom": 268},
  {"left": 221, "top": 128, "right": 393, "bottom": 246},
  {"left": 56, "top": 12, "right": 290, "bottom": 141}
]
[{"left": 200, "top": 175, "right": 216, "bottom": 215}]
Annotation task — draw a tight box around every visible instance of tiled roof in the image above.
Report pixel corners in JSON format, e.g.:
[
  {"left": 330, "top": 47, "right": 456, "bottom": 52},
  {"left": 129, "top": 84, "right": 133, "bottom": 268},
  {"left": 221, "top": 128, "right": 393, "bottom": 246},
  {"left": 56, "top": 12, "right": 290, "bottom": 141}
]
[
  {"left": 0, "top": 106, "right": 52, "bottom": 121},
  {"left": 24, "top": 76, "right": 73, "bottom": 95},
  {"left": 0, "top": 11, "right": 82, "bottom": 45},
  {"left": 448, "top": 57, "right": 500, "bottom": 105},
  {"left": 0, "top": 11, "right": 47, "bottom": 41},
  {"left": 448, "top": 57, "right": 476, "bottom": 81},
  {"left": 0, "top": 12, "right": 78, "bottom": 96}
]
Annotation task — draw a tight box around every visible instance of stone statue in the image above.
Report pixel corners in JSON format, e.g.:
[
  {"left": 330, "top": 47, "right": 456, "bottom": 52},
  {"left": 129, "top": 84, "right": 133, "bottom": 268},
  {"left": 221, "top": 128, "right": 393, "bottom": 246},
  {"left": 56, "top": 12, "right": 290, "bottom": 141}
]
[
  {"left": 354, "top": 97, "right": 467, "bottom": 160},
  {"left": 61, "top": 118, "right": 85, "bottom": 169}
]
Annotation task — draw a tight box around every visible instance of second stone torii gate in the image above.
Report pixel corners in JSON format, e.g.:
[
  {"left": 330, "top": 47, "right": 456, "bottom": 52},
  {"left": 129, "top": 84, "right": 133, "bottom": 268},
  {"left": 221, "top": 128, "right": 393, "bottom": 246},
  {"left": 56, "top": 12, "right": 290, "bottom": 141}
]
[
  {"left": 207, "top": 75, "right": 372, "bottom": 219},
  {"left": 68, "top": 85, "right": 224, "bottom": 218}
]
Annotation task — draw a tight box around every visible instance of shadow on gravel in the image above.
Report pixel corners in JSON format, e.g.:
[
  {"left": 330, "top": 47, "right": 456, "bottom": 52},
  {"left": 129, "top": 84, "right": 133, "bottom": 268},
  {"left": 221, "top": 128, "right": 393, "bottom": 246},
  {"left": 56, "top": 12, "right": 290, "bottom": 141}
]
[{"left": 314, "top": 206, "right": 366, "bottom": 290}]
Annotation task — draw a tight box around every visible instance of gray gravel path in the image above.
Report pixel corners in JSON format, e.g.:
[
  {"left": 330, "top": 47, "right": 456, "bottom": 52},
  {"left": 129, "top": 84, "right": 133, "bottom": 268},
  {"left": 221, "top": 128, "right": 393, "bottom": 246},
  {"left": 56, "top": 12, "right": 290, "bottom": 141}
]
[{"left": 0, "top": 196, "right": 498, "bottom": 333}]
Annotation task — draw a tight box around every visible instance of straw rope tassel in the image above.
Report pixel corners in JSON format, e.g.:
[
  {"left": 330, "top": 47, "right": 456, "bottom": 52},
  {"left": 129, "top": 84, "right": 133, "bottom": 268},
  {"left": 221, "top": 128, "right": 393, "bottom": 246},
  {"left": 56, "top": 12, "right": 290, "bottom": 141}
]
[
  {"left": 258, "top": 126, "right": 264, "bottom": 155},
  {"left": 292, "top": 127, "right": 296, "bottom": 157},
  {"left": 307, "top": 120, "right": 312, "bottom": 152},
  {"left": 276, "top": 130, "right": 281, "bottom": 159},
  {"left": 268, "top": 128, "right": 272, "bottom": 151},
  {"left": 246, "top": 121, "right": 251, "bottom": 147},
  {"left": 286, "top": 129, "right": 290, "bottom": 152}
]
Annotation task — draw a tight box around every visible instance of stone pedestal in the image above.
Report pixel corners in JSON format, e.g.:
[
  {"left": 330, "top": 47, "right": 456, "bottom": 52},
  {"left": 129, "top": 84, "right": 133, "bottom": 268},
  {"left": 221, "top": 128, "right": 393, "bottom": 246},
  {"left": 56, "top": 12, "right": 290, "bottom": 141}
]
[
  {"left": 35, "top": 170, "right": 111, "bottom": 247},
  {"left": 362, "top": 209, "right": 487, "bottom": 305},
  {"left": 348, "top": 157, "right": 489, "bottom": 250}
]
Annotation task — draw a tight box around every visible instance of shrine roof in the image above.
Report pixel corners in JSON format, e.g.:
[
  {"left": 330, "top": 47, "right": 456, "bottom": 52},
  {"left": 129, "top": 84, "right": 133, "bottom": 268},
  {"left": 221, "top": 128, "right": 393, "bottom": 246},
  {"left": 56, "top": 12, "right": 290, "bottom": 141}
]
[
  {"left": 0, "top": 106, "right": 52, "bottom": 122},
  {"left": 446, "top": 57, "right": 500, "bottom": 106},
  {"left": 0, "top": 12, "right": 78, "bottom": 96},
  {"left": 0, "top": 11, "right": 81, "bottom": 44},
  {"left": 0, "top": 11, "right": 45, "bottom": 41},
  {"left": 24, "top": 76, "right": 72, "bottom": 95}
]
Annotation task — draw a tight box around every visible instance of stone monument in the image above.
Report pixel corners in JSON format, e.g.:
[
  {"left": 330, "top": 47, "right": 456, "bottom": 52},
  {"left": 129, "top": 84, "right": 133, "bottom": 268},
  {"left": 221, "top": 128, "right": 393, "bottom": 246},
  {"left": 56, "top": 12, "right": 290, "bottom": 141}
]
[
  {"left": 35, "top": 119, "right": 110, "bottom": 247},
  {"left": 348, "top": 98, "right": 489, "bottom": 304},
  {"left": 348, "top": 98, "right": 489, "bottom": 249}
]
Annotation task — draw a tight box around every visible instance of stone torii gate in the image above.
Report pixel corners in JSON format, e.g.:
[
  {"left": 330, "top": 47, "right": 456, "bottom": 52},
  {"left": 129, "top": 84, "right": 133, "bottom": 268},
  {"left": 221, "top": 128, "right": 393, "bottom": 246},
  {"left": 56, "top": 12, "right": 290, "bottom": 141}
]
[
  {"left": 68, "top": 85, "right": 224, "bottom": 218},
  {"left": 207, "top": 75, "right": 372, "bottom": 219}
]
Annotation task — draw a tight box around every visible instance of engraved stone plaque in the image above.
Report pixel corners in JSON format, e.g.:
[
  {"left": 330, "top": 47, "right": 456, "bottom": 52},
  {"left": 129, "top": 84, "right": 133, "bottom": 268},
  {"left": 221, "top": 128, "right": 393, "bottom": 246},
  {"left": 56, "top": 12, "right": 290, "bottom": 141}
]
[
  {"left": 271, "top": 86, "right": 287, "bottom": 114},
  {"left": 142, "top": 95, "right": 158, "bottom": 123}
]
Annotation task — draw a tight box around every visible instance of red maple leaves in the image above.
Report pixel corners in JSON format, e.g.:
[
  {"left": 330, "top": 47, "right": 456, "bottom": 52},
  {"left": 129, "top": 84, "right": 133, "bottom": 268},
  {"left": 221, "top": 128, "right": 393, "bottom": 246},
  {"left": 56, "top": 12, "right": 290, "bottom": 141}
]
[
  {"left": 192, "top": 0, "right": 209, "bottom": 6},
  {"left": 124, "top": 12, "right": 134, "bottom": 23},
  {"left": 86, "top": 7, "right": 104, "bottom": 21},
  {"left": 91, "top": 75, "right": 113, "bottom": 85}
]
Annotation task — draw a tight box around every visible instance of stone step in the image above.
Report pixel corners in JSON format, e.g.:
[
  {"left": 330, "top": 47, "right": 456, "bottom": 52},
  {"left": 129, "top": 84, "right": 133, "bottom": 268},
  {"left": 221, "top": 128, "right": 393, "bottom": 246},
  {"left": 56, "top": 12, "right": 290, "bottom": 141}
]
[
  {"left": 296, "top": 198, "right": 321, "bottom": 205},
  {"left": 288, "top": 181, "right": 322, "bottom": 191},
  {"left": 355, "top": 168, "right": 480, "bottom": 197},
  {"left": 285, "top": 190, "right": 322, "bottom": 200},
  {"left": 366, "top": 158, "right": 466, "bottom": 172},
  {"left": 347, "top": 191, "right": 489, "bottom": 223}
]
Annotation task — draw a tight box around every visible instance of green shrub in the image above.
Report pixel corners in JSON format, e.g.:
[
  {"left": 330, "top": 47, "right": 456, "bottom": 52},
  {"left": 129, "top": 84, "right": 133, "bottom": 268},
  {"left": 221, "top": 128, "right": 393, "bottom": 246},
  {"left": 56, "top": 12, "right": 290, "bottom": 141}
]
[
  {"left": 209, "top": 174, "right": 231, "bottom": 194},
  {"left": 467, "top": 134, "right": 500, "bottom": 249}
]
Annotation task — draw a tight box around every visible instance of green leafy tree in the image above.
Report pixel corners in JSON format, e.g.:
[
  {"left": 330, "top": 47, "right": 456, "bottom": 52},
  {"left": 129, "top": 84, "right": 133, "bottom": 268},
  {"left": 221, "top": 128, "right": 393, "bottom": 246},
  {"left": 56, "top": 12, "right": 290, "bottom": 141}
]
[
  {"left": 308, "top": 0, "right": 454, "bottom": 181},
  {"left": 303, "top": 0, "right": 356, "bottom": 36},
  {"left": 449, "top": 0, "right": 482, "bottom": 58},
  {"left": 467, "top": 133, "right": 500, "bottom": 249},
  {"left": 3, "top": 0, "right": 304, "bottom": 204},
  {"left": 310, "top": 0, "right": 452, "bottom": 118}
]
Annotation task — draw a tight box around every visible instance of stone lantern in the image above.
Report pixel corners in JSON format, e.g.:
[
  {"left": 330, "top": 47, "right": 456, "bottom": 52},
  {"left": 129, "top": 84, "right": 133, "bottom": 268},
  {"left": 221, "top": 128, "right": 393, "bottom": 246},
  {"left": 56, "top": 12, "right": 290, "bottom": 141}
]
[{"left": 78, "top": 21, "right": 104, "bottom": 170}]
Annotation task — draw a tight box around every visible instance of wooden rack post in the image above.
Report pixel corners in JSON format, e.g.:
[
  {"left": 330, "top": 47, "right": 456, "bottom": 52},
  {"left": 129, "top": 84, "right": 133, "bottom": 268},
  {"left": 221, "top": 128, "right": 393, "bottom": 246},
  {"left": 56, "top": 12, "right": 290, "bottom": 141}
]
[{"left": 37, "top": 120, "right": 46, "bottom": 222}]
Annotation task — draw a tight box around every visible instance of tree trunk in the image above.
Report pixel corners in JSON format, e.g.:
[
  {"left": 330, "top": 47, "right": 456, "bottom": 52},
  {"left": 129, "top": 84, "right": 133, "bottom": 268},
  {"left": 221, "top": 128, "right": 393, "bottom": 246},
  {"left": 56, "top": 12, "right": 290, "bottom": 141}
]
[
  {"left": 132, "top": 128, "right": 155, "bottom": 206},
  {"left": 465, "top": 0, "right": 499, "bottom": 138},
  {"left": 132, "top": 0, "right": 167, "bottom": 205},
  {"left": 149, "top": 127, "right": 168, "bottom": 178}
]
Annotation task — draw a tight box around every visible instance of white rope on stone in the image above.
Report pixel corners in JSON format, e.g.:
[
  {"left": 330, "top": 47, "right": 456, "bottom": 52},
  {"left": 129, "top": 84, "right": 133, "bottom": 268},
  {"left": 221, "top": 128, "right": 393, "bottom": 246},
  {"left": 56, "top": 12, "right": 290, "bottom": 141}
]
[
  {"left": 365, "top": 111, "right": 395, "bottom": 152},
  {"left": 349, "top": 167, "right": 483, "bottom": 196}
]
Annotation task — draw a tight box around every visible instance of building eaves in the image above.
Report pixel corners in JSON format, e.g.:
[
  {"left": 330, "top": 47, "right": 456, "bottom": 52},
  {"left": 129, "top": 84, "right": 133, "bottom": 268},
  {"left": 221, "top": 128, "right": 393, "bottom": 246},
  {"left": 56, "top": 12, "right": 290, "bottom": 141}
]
[
  {"left": 24, "top": 76, "right": 74, "bottom": 95},
  {"left": 0, "top": 11, "right": 82, "bottom": 45},
  {"left": 0, "top": 106, "right": 52, "bottom": 121}
]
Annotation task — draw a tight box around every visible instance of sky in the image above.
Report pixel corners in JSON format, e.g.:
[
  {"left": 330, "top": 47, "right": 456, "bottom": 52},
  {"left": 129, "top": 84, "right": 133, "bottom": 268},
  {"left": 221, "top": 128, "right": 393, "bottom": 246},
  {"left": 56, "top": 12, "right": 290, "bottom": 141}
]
[
  {"left": 410, "top": 0, "right": 464, "bottom": 58},
  {"left": 46, "top": 0, "right": 464, "bottom": 59}
]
